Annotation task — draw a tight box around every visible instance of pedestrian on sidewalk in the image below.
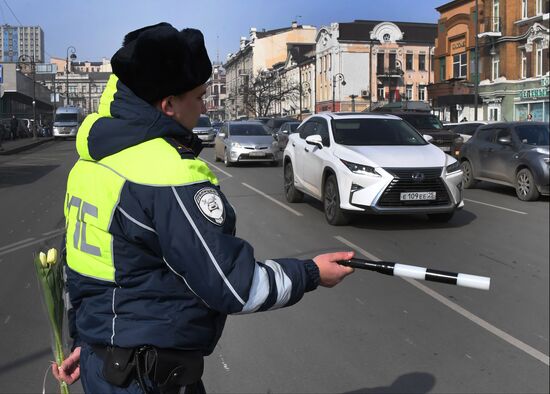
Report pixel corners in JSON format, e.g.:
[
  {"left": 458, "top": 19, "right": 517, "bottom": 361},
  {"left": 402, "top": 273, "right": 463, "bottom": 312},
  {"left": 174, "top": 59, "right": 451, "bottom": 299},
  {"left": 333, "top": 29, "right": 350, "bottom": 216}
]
[
  {"left": 53, "top": 22, "right": 354, "bottom": 394},
  {"left": 10, "top": 115, "right": 18, "bottom": 140}
]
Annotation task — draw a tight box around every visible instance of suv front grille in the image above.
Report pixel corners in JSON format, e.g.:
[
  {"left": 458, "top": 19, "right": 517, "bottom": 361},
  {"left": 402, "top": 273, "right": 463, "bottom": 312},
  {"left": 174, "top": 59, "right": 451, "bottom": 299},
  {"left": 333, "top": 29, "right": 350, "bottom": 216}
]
[{"left": 378, "top": 167, "right": 450, "bottom": 207}]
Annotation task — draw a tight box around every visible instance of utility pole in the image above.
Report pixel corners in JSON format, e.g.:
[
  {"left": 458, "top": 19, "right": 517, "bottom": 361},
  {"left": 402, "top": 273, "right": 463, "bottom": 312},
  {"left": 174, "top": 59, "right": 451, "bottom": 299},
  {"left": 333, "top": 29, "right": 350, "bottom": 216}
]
[{"left": 474, "top": 0, "right": 480, "bottom": 121}]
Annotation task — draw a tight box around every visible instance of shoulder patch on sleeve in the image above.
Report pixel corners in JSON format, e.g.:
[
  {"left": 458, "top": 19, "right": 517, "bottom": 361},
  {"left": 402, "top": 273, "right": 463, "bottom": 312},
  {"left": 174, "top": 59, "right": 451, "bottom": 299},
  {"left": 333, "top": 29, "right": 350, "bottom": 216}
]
[{"left": 194, "top": 187, "right": 225, "bottom": 226}]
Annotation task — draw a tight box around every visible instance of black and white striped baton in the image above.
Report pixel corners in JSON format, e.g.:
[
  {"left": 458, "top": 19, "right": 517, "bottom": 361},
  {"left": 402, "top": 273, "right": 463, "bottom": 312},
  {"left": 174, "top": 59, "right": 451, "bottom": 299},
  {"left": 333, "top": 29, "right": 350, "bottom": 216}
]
[{"left": 338, "top": 258, "right": 491, "bottom": 290}]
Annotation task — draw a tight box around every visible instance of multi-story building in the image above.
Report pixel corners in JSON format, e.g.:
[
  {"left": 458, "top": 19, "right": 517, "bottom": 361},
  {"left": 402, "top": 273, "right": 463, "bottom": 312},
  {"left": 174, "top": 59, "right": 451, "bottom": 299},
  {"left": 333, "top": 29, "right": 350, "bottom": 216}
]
[
  {"left": 315, "top": 20, "right": 436, "bottom": 113},
  {"left": 0, "top": 25, "right": 45, "bottom": 63},
  {"left": 224, "top": 22, "right": 317, "bottom": 119},
  {"left": 36, "top": 71, "right": 111, "bottom": 115},
  {"left": 478, "top": 0, "right": 549, "bottom": 121},
  {"left": 429, "top": 0, "right": 549, "bottom": 122},
  {"left": 205, "top": 63, "right": 226, "bottom": 121}
]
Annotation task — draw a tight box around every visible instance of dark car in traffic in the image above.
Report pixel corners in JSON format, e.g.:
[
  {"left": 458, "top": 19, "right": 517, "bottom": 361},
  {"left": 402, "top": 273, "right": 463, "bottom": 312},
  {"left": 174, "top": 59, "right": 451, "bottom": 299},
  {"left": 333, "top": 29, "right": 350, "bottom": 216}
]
[
  {"left": 275, "top": 121, "right": 301, "bottom": 151},
  {"left": 459, "top": 121, "right": 549, "bottom": 201}
]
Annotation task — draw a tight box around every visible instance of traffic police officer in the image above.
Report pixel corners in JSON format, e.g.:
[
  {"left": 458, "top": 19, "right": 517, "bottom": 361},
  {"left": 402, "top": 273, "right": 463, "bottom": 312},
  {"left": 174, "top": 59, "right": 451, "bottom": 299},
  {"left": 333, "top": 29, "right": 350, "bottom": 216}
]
[{"left": 53, "top": 23, "right": 354, "bottom": 393}]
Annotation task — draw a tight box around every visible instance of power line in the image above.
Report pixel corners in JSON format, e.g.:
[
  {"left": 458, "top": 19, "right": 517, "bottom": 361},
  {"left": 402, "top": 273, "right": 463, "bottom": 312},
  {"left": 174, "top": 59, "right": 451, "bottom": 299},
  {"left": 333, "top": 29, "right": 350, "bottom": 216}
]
[{"left": 2, "top": 0, "right": 22, "bottom": 25}]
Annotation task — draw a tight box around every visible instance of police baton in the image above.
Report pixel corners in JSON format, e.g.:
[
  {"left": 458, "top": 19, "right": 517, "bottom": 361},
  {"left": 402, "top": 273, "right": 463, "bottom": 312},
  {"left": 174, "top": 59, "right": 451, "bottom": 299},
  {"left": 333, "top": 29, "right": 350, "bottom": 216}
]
[{"left": 338, "top": 258, "right": 490, "bottom": 290}]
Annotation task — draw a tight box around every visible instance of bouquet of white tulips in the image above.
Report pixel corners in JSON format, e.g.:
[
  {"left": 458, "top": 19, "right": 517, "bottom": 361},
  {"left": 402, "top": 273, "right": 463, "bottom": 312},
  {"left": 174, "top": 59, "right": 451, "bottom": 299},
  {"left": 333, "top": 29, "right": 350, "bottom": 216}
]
[{"left": 34, "top": 248, "right": 70, "bottom": 394}]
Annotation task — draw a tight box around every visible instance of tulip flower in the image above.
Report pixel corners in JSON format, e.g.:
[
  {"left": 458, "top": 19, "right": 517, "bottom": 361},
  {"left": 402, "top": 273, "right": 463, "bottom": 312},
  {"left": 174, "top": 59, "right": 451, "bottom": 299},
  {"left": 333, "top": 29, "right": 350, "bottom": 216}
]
[{"left": 33, "top": 248, "right": 70, "bottom": 394}]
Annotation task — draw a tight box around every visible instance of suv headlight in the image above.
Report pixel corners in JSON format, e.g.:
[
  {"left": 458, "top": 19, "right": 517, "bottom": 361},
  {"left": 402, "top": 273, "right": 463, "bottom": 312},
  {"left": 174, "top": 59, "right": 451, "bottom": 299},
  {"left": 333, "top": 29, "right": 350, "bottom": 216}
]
[
  {"left": 446, "top": 160, "right": 461, "bottom": 174},
  {"left": 231, "top": 142, "right": 242, "bottom": 149},
  {"left": 340, "top": 159, "right": 380, "bottom": 176},
  {"left": 454, "top": 136, "right": 464, "bottom": 144}
]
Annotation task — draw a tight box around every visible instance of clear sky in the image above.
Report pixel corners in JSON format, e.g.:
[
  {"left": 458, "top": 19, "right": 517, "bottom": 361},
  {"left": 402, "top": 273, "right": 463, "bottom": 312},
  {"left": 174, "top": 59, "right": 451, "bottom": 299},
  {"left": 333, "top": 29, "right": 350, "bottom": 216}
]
[{"left": 1, "top": 0, "right": 445, "bottom": 64}]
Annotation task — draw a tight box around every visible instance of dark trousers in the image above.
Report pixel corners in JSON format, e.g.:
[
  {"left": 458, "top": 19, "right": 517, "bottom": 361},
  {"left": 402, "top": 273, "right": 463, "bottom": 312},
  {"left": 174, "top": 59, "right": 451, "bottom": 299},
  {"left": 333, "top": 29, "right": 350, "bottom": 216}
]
[{"left": 80, "top": 344, "right": 206, "bottom": 394}]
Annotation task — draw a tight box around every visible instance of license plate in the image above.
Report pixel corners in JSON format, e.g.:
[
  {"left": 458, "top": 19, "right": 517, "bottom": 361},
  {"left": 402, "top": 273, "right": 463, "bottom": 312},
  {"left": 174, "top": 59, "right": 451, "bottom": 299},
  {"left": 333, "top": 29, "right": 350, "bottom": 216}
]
[
  {"left": 400, "top": 192, "right": 436, "bottom": 201},
  {"left": 249, "top": 151, "right": 265, "bottom": 157},
  {"left": 440, "top": 146, "right": 451, "bottom": 152}
]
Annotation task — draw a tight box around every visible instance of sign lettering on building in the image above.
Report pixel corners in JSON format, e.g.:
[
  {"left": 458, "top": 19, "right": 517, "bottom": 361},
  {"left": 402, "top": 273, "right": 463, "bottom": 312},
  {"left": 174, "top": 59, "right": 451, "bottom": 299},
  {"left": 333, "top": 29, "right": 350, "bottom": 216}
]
[
  {"left": 451, "top": 39, "right": 466, "bottom": 50},
  {"left": 519, "top": 87, "right": 549, "bottom": 99},
  {"left": 542, "top": 76, "right": 549, "bottom": 87}
]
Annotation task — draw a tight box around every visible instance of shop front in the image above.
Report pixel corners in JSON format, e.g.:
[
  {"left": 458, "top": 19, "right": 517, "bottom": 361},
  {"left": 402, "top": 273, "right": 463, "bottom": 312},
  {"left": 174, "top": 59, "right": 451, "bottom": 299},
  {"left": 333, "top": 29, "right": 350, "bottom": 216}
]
[{"left": 514, "top": 76, "right": 549, "bottom": 122}]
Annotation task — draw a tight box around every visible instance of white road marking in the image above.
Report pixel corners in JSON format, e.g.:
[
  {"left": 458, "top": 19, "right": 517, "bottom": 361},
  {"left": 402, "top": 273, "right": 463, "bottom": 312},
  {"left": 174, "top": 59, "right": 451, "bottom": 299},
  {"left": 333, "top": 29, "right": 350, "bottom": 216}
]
[
  {"left": 241, "top": 182, "right": 303, "bottom": 217},
  {"left": 0, "top": 230, "right": 65, "bottom": 258},
  {"left": 42, "top": 228, "right": 65, "bottom": 236},
  {"left": 4, "top": 315, "right": 11, "bottom": 324},
  {"left": 0, "top": 238, "right": 35, "bottom": 252},
  {"left": 355, "top": 298, "right": 365, "bottom": 305},
  {"left": 464, "top": 198, "right": 527, "bottom": 215},
  {"left": 335, "top": 235, "right": 550, "bottom": 366},
  {"left": 218, "top": 353, "right": 230, "bottom": 371},
  {"left": 201, "top": 159, "right": 233, "bottom": 178}
]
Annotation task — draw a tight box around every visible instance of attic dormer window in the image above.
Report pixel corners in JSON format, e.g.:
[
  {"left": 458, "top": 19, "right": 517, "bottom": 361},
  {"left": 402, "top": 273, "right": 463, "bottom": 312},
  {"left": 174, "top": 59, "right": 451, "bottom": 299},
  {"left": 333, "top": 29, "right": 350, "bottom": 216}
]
[{"left": 383, "top": 33, "right": 391, "bottom": 42}]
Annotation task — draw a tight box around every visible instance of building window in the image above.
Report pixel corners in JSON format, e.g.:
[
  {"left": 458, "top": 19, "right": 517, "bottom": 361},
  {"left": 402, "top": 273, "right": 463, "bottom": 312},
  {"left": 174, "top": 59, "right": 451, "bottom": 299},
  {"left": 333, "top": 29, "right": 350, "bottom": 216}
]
[
  {"left": 521, "top": 50, "right": 527, "bottom": 79},
  {"left": 492, "top": 54, "right": 500, "bottom": 80},
  {"left": 406, "top": 53, "right": 413, "bottom": 70},
  {"left": 536, "top": 41, "right": 543, "bottom": 76},
  {"left": 439, "top": 57, "right": 446, "bottom": 81},
  {"left": 419, "top": 54, "right": 426, "bottom": 71},
  {"left": 377, "top": 53, "right": 385, "bottom": 73},
  {"left": 488, "top": 105, "right": 501, "bottom": 121},
  {"left": 377, "top": 84, "right": 385, "bottom": 100},
  {"left": 406, "top": 84, "right": 413, "bottom": 100},
  {"left": 453, "top": 52, "right": 467, "bottom": 78},
  {"left": 389, "top": 53, "right": 396, "bottom": 70},
  {"left": 522, "top": 0, "right": 528, "bottom": 18},
  {"left": 493, "top": 0, "right": 500, "bottom": 31},
  {"left": 419, "top": 85, "right": 426, "bottom": 101},
  {"left": 536, "top": 0, "right": 543, "bottom": 14}
]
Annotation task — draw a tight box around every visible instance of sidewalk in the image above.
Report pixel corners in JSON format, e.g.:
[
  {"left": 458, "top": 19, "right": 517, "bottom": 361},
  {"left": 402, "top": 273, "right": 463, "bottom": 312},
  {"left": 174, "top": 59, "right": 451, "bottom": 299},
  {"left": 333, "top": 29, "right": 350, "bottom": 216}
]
[{"left": 0, "top": 137, "right": 54, "bottom": 155}]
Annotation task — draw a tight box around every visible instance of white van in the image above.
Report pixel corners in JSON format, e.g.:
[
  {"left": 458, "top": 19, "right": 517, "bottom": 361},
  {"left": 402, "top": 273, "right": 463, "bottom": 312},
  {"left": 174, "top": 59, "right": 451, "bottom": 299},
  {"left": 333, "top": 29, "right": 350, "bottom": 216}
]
[{"left": 53, "top": 106, "right": 85, "bottom": 139}]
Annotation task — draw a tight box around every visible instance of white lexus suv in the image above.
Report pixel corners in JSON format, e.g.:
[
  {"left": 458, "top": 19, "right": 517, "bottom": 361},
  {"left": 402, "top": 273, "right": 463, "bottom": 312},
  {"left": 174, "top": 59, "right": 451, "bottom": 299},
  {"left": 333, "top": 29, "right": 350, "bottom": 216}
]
[{"left": 283, "top": 112, "right": 464, "bottom": 225}]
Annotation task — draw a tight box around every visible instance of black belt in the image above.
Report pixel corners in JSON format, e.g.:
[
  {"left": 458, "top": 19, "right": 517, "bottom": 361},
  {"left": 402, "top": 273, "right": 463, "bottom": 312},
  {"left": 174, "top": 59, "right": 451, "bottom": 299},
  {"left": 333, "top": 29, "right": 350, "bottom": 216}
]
[{"left": 91, "top": 344, "right": 204, "bottom": 393}]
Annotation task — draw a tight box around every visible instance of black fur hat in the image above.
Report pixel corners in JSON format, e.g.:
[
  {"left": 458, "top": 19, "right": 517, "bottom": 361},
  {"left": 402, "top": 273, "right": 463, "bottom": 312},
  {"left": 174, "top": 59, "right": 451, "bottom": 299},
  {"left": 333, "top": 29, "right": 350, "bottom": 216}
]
[{"left": 111, "top": 22, "right": 212, "bottom": 103}]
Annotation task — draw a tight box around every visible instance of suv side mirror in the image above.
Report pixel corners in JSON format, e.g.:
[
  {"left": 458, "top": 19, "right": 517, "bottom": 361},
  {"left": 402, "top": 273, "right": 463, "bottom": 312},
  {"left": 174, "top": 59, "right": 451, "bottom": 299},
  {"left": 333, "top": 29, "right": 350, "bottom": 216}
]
[
  {"left": 305, "top": 134, "right": 323, "bottom": 149},
  {"left": 218, "top": 132, "right": 225, "bottom": 138},
  {"left": 423, "top": 134, "right": 434, "bottom": 143},
  {"left": 498, "top": 136, "right": 512, "bottom": 145}
]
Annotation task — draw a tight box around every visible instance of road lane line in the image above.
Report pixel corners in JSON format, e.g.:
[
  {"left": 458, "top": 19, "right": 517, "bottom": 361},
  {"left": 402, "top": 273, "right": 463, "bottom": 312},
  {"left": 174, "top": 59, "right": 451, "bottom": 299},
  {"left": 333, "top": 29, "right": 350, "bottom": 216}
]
[
  {"left": 0, "top": 238, "right": 35, "bottom": 252},
  {"left": 464, "top": 199, "right": 527, "bottom": 215},
  {"left": 241, "top": 182, "right": 303, "bottom": 217},
  {"left": 42, "top": 228, "right": 65, "bottom": 236},
  {"left": 335, "top": 235, "right": 549, "bottom": 366},
  {"left": 201, "top": 159, "right": 233, "bottom": 178},
  {"left": 0, "top": 231, "right": 65, "bottom": 257}
]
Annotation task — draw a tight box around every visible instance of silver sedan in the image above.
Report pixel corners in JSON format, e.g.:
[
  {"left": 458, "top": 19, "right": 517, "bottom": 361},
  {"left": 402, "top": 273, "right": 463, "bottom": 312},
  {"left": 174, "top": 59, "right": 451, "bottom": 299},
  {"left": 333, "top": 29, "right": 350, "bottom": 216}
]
[{"left": 214, "top": 121, "right": 279, "bottom": 167}]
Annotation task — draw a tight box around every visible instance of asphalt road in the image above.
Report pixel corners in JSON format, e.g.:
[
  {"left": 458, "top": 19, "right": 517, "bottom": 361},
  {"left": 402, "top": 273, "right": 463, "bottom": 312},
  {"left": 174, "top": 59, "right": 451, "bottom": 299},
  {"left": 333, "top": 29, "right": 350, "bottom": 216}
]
[{"left": 0, "top": 141, "right": 548, "bottom": 393}]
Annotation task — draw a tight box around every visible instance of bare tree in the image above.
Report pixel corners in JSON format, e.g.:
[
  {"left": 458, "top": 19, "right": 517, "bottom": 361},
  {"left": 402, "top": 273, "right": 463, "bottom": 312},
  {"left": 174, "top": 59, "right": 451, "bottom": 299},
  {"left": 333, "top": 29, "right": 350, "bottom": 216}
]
[{"left": 241, "top": 70, "right": 300, "bottom": 117}]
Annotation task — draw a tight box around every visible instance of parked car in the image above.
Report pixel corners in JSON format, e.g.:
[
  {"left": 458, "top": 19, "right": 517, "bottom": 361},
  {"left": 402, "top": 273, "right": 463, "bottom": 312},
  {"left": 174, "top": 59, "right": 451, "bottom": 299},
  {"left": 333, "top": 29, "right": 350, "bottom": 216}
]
[
  {"left": 460, "top": 121, "right": 549, "bottom": 201},
  {"left": 192, "top": 115, "right": 216, "bottom": 146},
  {"left": 283, "top": 112, "right": 464, "bottom": 225},
  {"left": 214, "top": 121, "right": 279, "bottom": 167},
  {"left": 212, "top": 121, "right": 223, "bottom": 132},
  {"left": 253, "top": 117, "right": 271, "bottom": 125},
  {"left": 275, "top": 121, "right": 301, "bottom": 151}
]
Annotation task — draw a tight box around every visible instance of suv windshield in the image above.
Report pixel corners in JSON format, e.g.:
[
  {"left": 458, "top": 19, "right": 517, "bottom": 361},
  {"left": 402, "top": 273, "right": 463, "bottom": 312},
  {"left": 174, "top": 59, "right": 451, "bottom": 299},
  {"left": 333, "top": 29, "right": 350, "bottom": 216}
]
[
  {"left": 515, "top": 124, "right": 549, "bottom": 146},
  {"left": 230, "top": 124, "right": 270, "bottom": 136},
  {"left": 54, "top": 113, "right": 78, "bottom": 123},
  {"left": 332, "top": 118, "right": 427, "bottom": 146},
  {"left": 196, "top": 116, "right": 212, "bottom": 127},
  {"left": 398, "top": 114, "right": 443, "bottom": 130}
]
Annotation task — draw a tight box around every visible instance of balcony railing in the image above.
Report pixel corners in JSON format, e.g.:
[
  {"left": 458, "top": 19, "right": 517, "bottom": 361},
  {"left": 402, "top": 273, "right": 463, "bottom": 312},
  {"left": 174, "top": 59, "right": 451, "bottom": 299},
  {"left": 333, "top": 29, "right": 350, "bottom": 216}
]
[
  {"left": 479, "top": 17, "right": 503, "bottom": 37},
  {"left": 376, "top": 68, "right": 404, "bottom": 77}
]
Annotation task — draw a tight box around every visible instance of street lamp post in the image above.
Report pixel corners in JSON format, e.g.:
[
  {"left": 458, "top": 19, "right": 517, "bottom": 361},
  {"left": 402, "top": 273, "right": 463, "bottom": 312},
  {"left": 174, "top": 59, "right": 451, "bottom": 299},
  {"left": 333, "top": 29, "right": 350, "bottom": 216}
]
[
  {"left": 66, "top": 46, "right": 77, "bottom": 106},
  {"left": 332, "top": 72, "right": 346, "bottom": 112},
  {"left": 16, "top": 55, "right": 37, "bottom": 139}
]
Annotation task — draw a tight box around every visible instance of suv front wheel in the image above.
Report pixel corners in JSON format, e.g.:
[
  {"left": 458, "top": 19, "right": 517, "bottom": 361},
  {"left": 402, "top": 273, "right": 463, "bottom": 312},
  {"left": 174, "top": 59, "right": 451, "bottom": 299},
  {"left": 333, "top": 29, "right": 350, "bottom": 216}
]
[
  {"left": 284, "top": 161, "right": 303, "bottom": 203},
  {"left": 516, "top": 168, "right": 539, "bottom": 201},
  {"left": 323, "top": 175, "right": 350, "bottom": 226}
]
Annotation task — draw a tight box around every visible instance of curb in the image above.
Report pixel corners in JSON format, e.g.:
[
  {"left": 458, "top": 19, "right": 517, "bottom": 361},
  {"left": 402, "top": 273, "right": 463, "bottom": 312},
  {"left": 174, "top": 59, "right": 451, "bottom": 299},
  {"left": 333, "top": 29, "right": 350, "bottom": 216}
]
[{"left": 0, "top": 138, "right": 54, "bottom": 155}]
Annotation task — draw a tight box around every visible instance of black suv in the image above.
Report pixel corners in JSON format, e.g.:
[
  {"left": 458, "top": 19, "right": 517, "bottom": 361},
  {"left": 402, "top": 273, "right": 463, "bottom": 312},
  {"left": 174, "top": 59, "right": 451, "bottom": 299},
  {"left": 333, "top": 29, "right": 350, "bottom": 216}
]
[
  {"left": 385, "top": 111, "right": 461, "bottom": 153},
  {"left": 460, "top": 121, "right": 549, "bottom": 201}
]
